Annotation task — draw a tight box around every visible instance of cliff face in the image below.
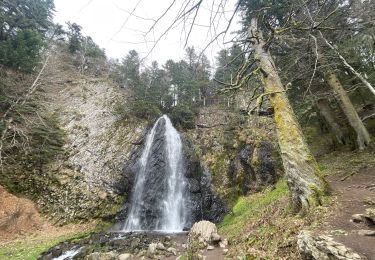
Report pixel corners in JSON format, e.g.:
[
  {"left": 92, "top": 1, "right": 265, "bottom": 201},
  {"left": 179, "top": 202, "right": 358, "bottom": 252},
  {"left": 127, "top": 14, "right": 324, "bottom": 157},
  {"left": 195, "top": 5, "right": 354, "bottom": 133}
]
[
  {"left": 184, "top": 106, "right": 281, "bottom": 206},
  {"left": 38, "top": 47, "right": 148, "bottom": 222},
  {"left": 0, "top": 45, "right": 146, "bottom": 223}
]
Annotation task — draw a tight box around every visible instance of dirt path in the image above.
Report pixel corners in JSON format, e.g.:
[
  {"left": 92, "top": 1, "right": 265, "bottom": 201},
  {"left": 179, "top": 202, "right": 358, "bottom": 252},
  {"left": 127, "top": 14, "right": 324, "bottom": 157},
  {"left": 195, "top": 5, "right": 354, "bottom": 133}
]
[{"left": 319, "top": 150, "right": 375, "bottom": 259}]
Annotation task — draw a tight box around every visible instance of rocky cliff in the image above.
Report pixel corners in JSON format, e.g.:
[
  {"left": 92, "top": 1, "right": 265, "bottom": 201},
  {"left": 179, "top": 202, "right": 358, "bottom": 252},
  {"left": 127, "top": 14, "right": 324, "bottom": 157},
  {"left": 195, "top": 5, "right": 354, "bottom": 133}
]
[
  {"left": 0, "top": 45, "right": 147, "bottom": 223},
  {"left": 185, "top": 106, "right": 281, "bottom": 206}
]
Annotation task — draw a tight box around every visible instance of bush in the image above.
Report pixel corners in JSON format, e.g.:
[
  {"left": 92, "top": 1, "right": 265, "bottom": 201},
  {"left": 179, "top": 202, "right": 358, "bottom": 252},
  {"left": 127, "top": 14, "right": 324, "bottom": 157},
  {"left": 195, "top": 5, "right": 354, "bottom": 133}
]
[
  {"left": 129, "top": 100, "right": 161, "bottom": 120},
  {"left": 169, "top": 105, "right": 198, "bottom": 129}
]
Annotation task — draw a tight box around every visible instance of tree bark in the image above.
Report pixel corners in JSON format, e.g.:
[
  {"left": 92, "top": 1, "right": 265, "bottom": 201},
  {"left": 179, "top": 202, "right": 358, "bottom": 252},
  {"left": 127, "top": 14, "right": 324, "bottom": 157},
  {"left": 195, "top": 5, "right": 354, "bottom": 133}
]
[
  {"left": 316, "top": 99, "right": 346, "bottom": 145},
  {"left": 324, "top": 69, "right": 370, "bottom": 149},
  {"left": 249, "top": 18, "right": 326, "bottom": 211}
]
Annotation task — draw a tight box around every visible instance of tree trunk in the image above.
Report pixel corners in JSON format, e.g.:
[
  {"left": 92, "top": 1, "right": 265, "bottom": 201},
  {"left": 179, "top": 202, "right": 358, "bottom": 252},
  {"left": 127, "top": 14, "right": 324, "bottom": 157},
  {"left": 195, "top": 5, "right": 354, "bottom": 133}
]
[
  {"left": 249, "top": 18, "right": 326, "bottom": 211},
  {"left": 313, "top": 33, "right": 371, "bottom": 150},
  {"left": 316, "top": 99, "right": 346, "bottom": 145},
  {"left": 324, "top": 70, "right": 370, "bottom": 149},
  {"left": 319, "top": 31, "right": 375, "bottom": 97}
]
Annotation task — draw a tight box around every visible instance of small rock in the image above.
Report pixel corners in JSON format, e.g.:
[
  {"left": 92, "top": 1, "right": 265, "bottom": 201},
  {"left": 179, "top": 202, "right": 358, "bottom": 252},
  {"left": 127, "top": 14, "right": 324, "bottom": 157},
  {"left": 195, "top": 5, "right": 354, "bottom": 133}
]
[
  {"left": 157, "top": 242, "right": 165, "bottom": 250},
  {"left": 358, "top": 229, "right": 375, "bottom": 236},
  {"left": 207, "top": 245, "right": 214, "bottom": 250},
  {"left": 130, "top": 237, "right": 140, "bottom": 249},
  {"left": 85, "top": 252, "right": 118, "bottom": 260},
  {"left": 119, "top": 253, "right": 133, "bottom": 260},
  {"left": 363, "top": 198, "right": 375, "bottom": 206},
  {"left": 167, "top": 247, "right": 177, "bottom": 255},
  {"left": 219, "top": 238, "right": 228, "bottom": 248},
  {"left": 148, "top": 243, "right": 158, "bottom": 254},
  {"left": 330, "top": 229, "right": 348, "bottom": 236},
  {"left": 364, "top": 208, "right": 375, "bottom": 223},
  {"left": 351, "top": 214, "right": 364, "bottom": 223},
  {"left": 98, "top": 190, "right": 107, "bottom": 200},
  {"left": 223, "top": 248, "right": 229, "bottom": 254}
]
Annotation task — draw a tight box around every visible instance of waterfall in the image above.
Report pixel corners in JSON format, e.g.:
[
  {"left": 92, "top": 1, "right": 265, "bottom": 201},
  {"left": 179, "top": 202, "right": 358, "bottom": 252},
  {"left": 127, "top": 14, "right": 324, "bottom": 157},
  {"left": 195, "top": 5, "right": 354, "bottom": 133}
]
[{"left": 123, "top": 115, "right": 188, "bottom": 232}]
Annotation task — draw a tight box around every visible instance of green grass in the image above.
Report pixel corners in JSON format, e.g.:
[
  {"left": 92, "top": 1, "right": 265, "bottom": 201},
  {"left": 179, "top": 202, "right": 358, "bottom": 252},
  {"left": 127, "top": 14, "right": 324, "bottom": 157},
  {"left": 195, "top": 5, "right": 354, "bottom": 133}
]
[
  {"left": 218, "top": 179, "right": 289, "bottom": 238},
  {"left": 0, "top": 232, "right": 90, "bottom": 260}
]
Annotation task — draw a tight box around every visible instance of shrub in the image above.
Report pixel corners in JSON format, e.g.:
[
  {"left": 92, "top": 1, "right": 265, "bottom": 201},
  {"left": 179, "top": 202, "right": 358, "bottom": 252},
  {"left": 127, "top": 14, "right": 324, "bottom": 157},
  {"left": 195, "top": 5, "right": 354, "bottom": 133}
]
[
  {"left": 129, "top": 100, "right": 161, "bottom": 120},
  {"left": 169, "top": 105, "right": 198, "bottom": 129}
]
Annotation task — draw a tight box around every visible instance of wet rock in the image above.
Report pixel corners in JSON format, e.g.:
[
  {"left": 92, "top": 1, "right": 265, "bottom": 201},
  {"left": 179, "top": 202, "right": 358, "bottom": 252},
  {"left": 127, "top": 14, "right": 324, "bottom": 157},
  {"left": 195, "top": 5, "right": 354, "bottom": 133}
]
[
  {"left": 188, "top": 179, "right": 201, "bottom": 193},
  {"left": 130, "top": 237, "right": 141, "bottom": 249},
  {"left": 297, "top": 231, "right": 362, "bottom": 260}
]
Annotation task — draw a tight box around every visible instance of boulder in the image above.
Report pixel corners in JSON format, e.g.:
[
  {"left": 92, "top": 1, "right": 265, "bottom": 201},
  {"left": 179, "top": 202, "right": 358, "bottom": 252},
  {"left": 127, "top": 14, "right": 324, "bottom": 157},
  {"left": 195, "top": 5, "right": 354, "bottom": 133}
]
[
  {"left": 297, "top": 231, "right": 362, "bottom": 260},
  {"left": 189, "top": 221, "right": 221, "bottom": 244},
  {"left": 118, "top": 253, "right": 133, "bottom": 260}
]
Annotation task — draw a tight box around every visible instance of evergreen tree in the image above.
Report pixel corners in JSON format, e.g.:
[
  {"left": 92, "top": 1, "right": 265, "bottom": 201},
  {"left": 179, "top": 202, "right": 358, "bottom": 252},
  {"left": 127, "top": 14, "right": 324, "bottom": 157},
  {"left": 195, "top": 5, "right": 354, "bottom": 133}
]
[{"left": 0, "top": 0, "right": 55, "bottom": 72}]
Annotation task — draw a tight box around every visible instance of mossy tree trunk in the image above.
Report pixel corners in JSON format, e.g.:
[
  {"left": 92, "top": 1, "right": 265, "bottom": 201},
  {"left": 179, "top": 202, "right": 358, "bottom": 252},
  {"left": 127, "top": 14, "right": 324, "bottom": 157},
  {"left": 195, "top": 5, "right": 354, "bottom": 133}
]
[
  {"left": 316, "top": 99, "right": 347, "bottom": 145},
  {"left": 249, "top": 18, "right": 326, "bottom": 211},
  {"left": 324, "top": 70, "right": 371, "bottom": 149}
]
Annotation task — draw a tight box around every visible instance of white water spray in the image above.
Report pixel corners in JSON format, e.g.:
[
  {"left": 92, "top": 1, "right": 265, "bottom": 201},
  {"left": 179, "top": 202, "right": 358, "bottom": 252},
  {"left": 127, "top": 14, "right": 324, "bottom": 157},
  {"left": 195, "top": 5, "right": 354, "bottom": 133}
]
[{"left": 123, "top": 115, "right": 188, "bottom": 232}]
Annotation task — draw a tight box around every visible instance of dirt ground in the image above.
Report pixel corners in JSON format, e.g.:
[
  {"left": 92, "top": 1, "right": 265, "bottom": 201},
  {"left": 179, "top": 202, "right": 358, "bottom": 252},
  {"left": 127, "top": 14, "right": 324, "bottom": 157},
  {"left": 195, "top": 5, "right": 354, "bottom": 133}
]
[
  {"left": 0, "top": 185, "right": 50, "bottom": 242},
  {"left": 0, "top": 185, "right": 94, "bottom": 249},
  {"left": 319, "top": 150, "right": 375, "bottom": 260}
]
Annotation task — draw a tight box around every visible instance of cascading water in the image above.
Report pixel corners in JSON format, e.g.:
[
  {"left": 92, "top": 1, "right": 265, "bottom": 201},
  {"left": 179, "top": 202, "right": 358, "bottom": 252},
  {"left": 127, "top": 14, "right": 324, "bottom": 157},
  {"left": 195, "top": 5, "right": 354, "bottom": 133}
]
[{"left": 123, "top": 115, "right": 188, "bottom": 232}]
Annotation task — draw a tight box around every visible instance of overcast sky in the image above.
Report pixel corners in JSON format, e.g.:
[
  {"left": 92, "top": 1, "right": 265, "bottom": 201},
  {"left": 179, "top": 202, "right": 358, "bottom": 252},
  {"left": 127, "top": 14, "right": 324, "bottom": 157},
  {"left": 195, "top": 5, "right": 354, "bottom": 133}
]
[{"left": 53, "top": 0, "right": 241, "bottom": 66}]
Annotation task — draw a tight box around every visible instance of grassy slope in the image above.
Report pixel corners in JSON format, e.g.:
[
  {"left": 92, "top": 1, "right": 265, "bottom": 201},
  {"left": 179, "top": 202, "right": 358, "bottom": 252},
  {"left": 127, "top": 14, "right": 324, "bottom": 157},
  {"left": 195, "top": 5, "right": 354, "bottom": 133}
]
[
  {"left": 0, "top": 232, "right": 90, "bottom": 260},
  {"left": 218, "top": 178, "right": 331, "bottom": 259}
]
